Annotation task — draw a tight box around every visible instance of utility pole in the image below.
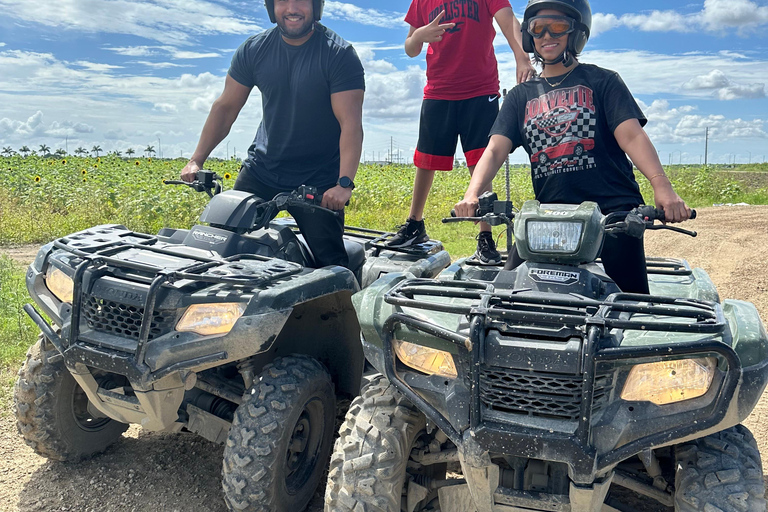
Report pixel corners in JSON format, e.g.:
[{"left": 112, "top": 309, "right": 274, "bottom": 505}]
[
  {"left": 390, "top": 137, "right": 394, "bottom": 165},
  {"left": 226, "top": 141, "right": 230, "bottom": 160},
  {"left": 158, "top": 137, "right": 162, "bottom": 159},
  {"left": 65, "top": 136, "right": 68, "bottom": 155},
  {"left": 704, "top": 127, "right": 709, "bottom": 167},
  {"left": 748, "top": 151, "right": 752, "bottom": 164}
]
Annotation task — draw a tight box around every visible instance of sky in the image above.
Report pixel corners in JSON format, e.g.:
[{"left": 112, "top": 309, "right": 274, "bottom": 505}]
[{"left": 1, "top": 0, "right": 767, "bottom": 166}]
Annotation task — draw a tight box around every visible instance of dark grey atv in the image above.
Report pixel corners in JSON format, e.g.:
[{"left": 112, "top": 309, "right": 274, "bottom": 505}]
[
  {"left": 326, "top": 193, "right": 768, "bottom": 512},
  {"left": 14, "top": 170, "right": 450, "bottom": 512}
]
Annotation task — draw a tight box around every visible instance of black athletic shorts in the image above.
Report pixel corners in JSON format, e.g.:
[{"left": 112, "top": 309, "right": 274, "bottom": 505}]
[{"left": 414, "top": 94, "right": 500, "bottom": 171}]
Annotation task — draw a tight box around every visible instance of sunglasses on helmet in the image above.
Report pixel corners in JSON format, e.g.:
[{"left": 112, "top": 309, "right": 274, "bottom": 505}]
[{"left": 527, "top": 15, "right": 576, "bottom": 39}]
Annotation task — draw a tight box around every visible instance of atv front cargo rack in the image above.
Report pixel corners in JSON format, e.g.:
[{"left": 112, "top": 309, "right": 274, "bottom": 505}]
[
  {"left": 377, "top": 279, "right": 742, "bottom": 483},
  {"left": 385, "top": 279, "right": 727, "bottom": 334}
]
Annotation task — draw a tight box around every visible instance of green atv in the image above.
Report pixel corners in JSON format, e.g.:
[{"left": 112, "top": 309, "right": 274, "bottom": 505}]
[
  {"left": 14, "top": 171, "right": 451, "bottom": 512},
  {"left": 327, "top": 194, "right": 768, "bottom": 512}
]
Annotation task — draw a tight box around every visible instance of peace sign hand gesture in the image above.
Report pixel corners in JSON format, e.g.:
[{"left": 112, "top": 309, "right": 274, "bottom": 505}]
[{"left": 415, "top": 10, "right": 455, "bottom": 44}]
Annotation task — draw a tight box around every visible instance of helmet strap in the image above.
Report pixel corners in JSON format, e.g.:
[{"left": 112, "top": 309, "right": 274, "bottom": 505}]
[
  {"left": 536, "top": 48, "right": 571, "bottom": 67},
  {"left": 561, "top": 49, "right": 574, "bottom": 67}
]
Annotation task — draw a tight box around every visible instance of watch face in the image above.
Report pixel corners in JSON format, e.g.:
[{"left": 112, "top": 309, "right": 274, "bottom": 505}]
[{"left": 339, "top": 177, "right": 354, "bottom": 189}]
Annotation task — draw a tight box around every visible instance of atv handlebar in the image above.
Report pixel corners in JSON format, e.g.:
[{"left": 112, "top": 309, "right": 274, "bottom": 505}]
[
  {"left": 605, "top": 206, "right": 698, "bottom": 238},
  {"left": 444, "top": 195, "right": 699, "bottom": 241},
  {"left": 164, "top": 170, "right": 222, "bottom": 198},
  {"left": 444, "top": 192, "right": 515, "bottom": 227},
  {"left": 250, "top": 185, "right": 343, "bottom": 231}
]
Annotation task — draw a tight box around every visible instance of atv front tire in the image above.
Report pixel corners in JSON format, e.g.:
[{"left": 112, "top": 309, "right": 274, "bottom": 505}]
[
  {"left": 14, "top": 335, "right": 129, "bottom": 461},
  {"left": 674, "top": 424, "right": 766, "bottom": 512},
  {"left": 222, "top": 355, "right": 335, "bottom": 512},
  {"left": 325, "top": 375, "right": 441, "bottom": 512}
]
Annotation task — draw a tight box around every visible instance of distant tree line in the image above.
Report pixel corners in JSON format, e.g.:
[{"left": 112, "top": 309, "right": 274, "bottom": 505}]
[{"left": 1, "top": 144, "right": 158, "bottom": 158}]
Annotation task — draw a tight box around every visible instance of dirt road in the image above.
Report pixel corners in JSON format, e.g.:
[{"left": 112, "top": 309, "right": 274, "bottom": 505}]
[{"left": 1, "top": 205, "right": 767, "bottom": 512}]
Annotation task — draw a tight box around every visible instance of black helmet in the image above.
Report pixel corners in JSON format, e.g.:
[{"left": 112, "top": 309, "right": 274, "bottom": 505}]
[
  {"left": 264, "top": 0, "right": 324, "bottom": 23},
  {"left": 522, "top": 0, "right": 591, "bottom": 64}
]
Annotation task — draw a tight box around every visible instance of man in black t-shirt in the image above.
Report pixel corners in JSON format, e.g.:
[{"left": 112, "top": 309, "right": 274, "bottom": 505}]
[{"left": 181, "top": 0, "right": 365, "bottom": 268}]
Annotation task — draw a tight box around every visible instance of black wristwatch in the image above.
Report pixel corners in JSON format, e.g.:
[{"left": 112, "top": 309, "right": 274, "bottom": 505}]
[{"left": 338, "top": 176, "right": 355, "bottom": 190}]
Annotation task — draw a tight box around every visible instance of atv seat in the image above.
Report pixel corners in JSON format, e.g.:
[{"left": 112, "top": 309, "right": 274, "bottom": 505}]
[{"left": 296, "top": 235, "right": 366, "bottom": 273}]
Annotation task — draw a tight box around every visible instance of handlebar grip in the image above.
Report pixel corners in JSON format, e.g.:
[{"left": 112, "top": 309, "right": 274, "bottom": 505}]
[{"left": 655, "top": 208, "right": 697, "bottom": 222}]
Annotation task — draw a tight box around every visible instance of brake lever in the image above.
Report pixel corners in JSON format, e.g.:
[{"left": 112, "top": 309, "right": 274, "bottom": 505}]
[{"left": 647, "top": 225, "right": 697, "bottom": 237}]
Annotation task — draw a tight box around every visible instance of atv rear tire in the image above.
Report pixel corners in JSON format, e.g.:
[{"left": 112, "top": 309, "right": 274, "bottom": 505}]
[
  {"left": 674, "top": 424, "right": 766, "bottom": 512},
  {"left": 14, "top": 335, "right": 128, "bottom": 461},
  {"left": 222, "top": 355, "right": 335, "bottom": 512},
  {"left": 325, "top": 375, "right": 442, "bottom": 512}
]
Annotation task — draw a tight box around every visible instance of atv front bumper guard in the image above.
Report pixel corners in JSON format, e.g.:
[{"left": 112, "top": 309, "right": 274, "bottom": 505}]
[
  {"left": 26, "top": 233, "right": 303, "bottom": 385},
  {"left": 377, "top": 279, "right": 763, "bottom": 485}
]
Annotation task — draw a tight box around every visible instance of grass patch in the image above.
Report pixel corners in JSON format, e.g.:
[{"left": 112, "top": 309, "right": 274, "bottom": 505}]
[{"left": 0, "top": 257, "right": 36, "bottom": 371}]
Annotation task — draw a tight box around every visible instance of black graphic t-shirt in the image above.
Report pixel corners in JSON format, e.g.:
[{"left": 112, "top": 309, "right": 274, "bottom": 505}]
[
  {"left": 229, "top": 24, "right": 365, "bottom": 190},
  {"left": 491, "top": 64, "right": 646, "bottom": 212}
]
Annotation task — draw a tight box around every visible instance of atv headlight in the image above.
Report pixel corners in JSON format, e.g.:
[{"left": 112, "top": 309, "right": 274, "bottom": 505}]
[
  {"left": 526, "top": 221, "right": 583, "bottom": 253},
  {"left": 620, "top": 357, "right": 717, "bottom": 405},
  {"left": 176, "top": 303, "right": 246, "bottom": 336},
  {"left": 46, "top": 268, "right": 74, "bottom": 303},
  {"left": 394, "top": 339, "right": 457, "bottom": 379}
]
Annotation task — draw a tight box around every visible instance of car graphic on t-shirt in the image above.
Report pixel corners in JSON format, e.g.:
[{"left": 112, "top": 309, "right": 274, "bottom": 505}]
[{"left": 531, "top": 136, "right": 595, "bottom": 165}]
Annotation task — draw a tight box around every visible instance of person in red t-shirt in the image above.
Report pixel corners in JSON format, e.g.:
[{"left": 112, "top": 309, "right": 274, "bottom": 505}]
[{"left": 387, "top": 0, "right": 534, "bottom": 265}]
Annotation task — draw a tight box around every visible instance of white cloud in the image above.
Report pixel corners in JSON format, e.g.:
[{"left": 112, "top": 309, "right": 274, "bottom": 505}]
[
  {"left": 590, "top": 13, "right": 621, "bottom": 37},
  {"left": 700, "top": 0, "right": 768, "bottom": 32},
  {"left": 682, "top": 69, "right": 765, "bottom": 100},
  {"left": 0, "top": 49, "right": 241, "bottom": 158},
  {"left": 619, "top": 10, "right": 694, "bottom": 32},
  {"left": 0, "top": 111, "right": 94, "bottom": 139},
  {"left": 324, "top": 1, "right": 406, "bottom": 29},
  {"left": 49, "top": 120, "right": 95, "bottom": 136},
  {"left": 134, "top": 61, "right": 194, "bottom": 69},
  {"left": 589, "top": 1, "right": 768, "bottom": 37},
  {"left": 107, "top": 46, "right": 221, "bottom": 59},
  {"left": 683, "top": 69, "right": 731, "bottom": 90},
  {"left": 0, "top": 43, "right": 6, "bottom": 47},
  {"left": 172, "top": 51, "right": 221, "bottom": 59},
  {"left": 153, "top": 103, "right": 178, "bottom": 113},
  {"left": 577, "top": 49, "right": 768, "bottom": 100},
  {"left": 74, "top": 61, "right": 124, "bottom": 72},
  {"left": 0, "top": 0, "right": 261, "bottom": 45},
  {"left": 717, "top": 83, "right": 766, "bottom": 100},
  {"left": 636, "top": 99, "right": 767, "bottom": 144},
  {"left": 353, "top": 44, "right": 397, "bottom": 73},
  {"left": 105, "top": 46, "right": 158, "bottom": 57}
]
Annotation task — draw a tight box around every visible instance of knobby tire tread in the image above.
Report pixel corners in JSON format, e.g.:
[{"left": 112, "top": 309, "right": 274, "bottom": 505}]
[
  {"left": 325, "top": 375, "right": 425, "bottom": 512},
  {"left": 674, "top": 424, "right": 766, "bottom": 512}
]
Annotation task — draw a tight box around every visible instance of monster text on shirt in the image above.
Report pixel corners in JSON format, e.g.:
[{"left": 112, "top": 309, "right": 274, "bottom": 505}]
[{"left": 428, "top": 0, "right": 481, "bottom": 25}]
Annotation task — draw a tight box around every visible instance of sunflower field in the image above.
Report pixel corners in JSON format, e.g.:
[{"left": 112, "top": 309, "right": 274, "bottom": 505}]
[{"left": 2, "top": 155, "right": 767, "bottom": 256}]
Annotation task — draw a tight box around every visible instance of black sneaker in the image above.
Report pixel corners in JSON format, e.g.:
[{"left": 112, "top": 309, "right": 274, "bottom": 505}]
[
  {"left": 387, "top": 218, "right": 429, "bottom": 247},
  {"left": 475, "top": 231, "right": 502, "bottom": 265}
]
